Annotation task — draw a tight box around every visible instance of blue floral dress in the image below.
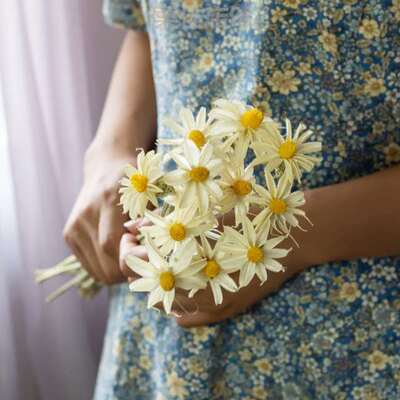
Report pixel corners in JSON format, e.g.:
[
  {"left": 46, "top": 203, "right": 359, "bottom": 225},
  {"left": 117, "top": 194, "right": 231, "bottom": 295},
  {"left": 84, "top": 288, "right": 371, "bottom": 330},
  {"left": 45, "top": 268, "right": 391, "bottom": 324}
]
[{"left": 94, "top": 1, "right": 400, "bottom": 399}]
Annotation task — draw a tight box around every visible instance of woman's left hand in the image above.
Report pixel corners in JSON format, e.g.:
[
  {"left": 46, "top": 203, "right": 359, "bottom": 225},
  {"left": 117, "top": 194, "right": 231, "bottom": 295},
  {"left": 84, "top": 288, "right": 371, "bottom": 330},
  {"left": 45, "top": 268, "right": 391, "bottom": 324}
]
[
  {"left": 173, "top": 252, "right": 305, "bottom": 327},
  {"left": 120, "top": 218, "right": 308, "bottom": 327}
]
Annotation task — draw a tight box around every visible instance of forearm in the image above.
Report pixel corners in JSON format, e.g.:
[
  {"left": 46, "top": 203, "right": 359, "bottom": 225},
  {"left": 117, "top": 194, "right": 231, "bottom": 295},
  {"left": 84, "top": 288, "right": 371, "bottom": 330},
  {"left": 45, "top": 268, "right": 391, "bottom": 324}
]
[
  {"left": 300, "top": 165, "right": 400, "bottom": 267},
  {"left": 90, "top": 31, "right": 157, "bottom": 156}
]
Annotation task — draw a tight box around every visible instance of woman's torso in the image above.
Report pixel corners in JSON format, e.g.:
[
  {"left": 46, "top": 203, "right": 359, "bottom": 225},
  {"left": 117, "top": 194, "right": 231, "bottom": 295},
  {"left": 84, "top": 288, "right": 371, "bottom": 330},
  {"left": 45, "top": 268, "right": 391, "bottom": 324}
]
[
  {"left": 94, "top": 1, "right": 400, "bottom": 399},
  {"left": 143, "top": 0, "right": 400, "bottom": 186}
]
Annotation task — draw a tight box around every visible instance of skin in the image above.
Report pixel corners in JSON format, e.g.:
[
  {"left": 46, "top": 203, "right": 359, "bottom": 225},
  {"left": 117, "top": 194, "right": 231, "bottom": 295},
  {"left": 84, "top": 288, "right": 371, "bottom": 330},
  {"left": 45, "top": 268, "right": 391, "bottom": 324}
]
[
  {"left": 63, "top": 32, "right": 157, "bottom": 284},
  {"left": 66, "top": 31, "right": 400, "bottom": 327},
  {"left": 121, "top": 165, "right": 400, "bottom": 327}
]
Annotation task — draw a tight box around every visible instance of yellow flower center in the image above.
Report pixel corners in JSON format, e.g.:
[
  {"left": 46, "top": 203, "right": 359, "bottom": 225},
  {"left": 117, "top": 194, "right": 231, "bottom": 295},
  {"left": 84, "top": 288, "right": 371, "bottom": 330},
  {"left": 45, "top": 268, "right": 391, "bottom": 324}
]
[
  {"left": 189, "top": 166, "right": 209, "bottom": 182},
  {"left": 279, "top": 140, "right": 297, "bottom": 159},
  {"left": 159, "top": 271, "right": 175, "bottom": 291},
  {"left": 203, "top": 259, "right": 221, "bottom": 279},
  {"left": 247, "top": 246, "right": 264, "bottom": 263},
  {"left": 169, "top": 223, "right": 186, "bottom": 241},
  {"left": 188, "top": 130, "right": 206, "bottom": 149},
  {"left": 240, "top": 108, "right": 264, "bottom": 130},
  {"left": 232, "top": 179, "right": 252, "bottom": 196},
  {"left": 269, "top": 198, "right": 287, "bottom": 214},
  {"left": 130, "top": 173, "right": 148, "bottom": 193}
]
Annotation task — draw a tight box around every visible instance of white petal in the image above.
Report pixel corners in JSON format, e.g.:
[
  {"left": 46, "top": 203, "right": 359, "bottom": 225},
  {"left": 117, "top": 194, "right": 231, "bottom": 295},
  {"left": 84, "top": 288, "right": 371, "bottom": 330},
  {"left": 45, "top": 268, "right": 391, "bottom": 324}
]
[
  {"left": 210, "top": 280, "right": 223, "bottom": 305},
  {"left": 215, "top": 274, "right": 238, "bottom": 292},
  {"left": 242, "top": 217, "right": 256, "bottom": 246},
  {"left": 298, "top": 142, "right": 322, "bottom": 154},
  {"left": 125, "top": 255, "right": 154, "bottom": 277},
  {"left": 172, "top": 239, "right": 196, "bottom": 274},
  {"left": 239, "top": 263, "right": 254, "bottom": 287},
  {"left": 164, "top": 170, "right": 188, "bottom": 186},
  {"left": 180, "top": 108, "right": 195, "bottom": 129},
  {"left": 255, "top": 264, "right": 268, "bottom": 284},
  {"left": 145, "top": 210, "right": 168, "bottom": 228},
  {"left": 176, "top": 276, "right": 206, "bottom": 290},
  {"left": 171, "top": 153, "right": 191, "bottom": 170},
  {"left": 179, "top": 259, "right": 207, "bottom": 277},
  {"left": 163, "top": 289, "right": 175, "bottom": 314},
  {"left": 197, "top": 184, "right": 209, "bottom": 213},
  {"left": 164, "top": 117, "right": 186, "bottom": 136},
  {"left": 223, "top": 227, "right": 249, "bottom": 248},
  {"left": 145, "top": 236, "right": 168, "bottom": 268},
  {"left": 183, "top": 139, "right": 200, "bottom": 165},
  {"left": 147, "top": 287, "right": 164, "bottom": 308},
  {"left": 219, "top": 254, "right": 247, "bottom": 273},
  {"left": 199, "top": 142, "right": 214, "bottom": 166},
  {"left": 265, "top": 236, "right": 286, "bottom": 249},
  {"left": 264, "top": 259, "right": 284, "bottom": 272},
  {"left": 196, "top": 107, "right": 207, "bottom": 127},
  {"left": 129, "top": 277, "right": 157, "bottom": 292},
  {"left": 267, "top": 248, "right": 290, "bottom": 259},
  {"left": 205, "top": 181, "right": 223, "bottom": 200}
]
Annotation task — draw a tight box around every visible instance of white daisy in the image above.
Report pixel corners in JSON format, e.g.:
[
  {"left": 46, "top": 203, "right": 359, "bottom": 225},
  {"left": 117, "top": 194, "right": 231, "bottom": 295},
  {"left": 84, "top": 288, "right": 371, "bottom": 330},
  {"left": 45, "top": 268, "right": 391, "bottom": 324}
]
[
  {"left": 141, "top": 206, "right": 216, "bottom": 256},
  {"left": 119, "top": 150, "right": 163, "bottom": 218},
  {"left": 164, "top": 140, "right": 223, "bottom": 213},
  {"left": 253, "top": 170, "right": 306, "bottom": 235},
  {"left": 222, "top": 217, "right": 290, "bottom": 287},
  {"left": 158, "top": 107, "right": 223, "bottom": 150},
  {"left": 209, "top": 99, "right": 280, "bottom": 152},
  {"left": 126, "top": 237, "right": 205, "bottom": 314},
  {"left": 254, "top": 119, "right": 322, "bottom": 183},
  {"left": 219, "top": 153, "right": 260, "bottom": 225},
  {"left": 188, "top": 235, "right": 238, "bottom": 305}
]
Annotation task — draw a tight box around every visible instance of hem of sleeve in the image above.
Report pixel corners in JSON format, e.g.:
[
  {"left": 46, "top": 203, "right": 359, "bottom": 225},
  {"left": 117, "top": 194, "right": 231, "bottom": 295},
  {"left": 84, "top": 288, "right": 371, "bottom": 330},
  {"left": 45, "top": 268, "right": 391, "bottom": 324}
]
[{"left": 103, "top": 0, "right": 147, "bottom": 32}]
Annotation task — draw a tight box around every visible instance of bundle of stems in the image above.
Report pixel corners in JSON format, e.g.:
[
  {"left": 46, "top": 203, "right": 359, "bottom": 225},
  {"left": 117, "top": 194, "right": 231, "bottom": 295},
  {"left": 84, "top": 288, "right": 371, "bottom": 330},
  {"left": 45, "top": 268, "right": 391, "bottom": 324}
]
[{"left": 35, "top": 255, "right": 102, "bottom": 302}]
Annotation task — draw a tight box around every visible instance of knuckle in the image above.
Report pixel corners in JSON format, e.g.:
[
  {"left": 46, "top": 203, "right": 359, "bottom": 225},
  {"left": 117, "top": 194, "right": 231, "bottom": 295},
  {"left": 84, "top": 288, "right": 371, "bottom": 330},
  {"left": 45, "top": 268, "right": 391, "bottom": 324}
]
[
  {"left": 62, "top": 225, "right": 76, "bottom": 244},
  {"left": 102, "top": 187, "right": 117, "bottom": 203},
  {"left": 80, "top": 205, "right": 93, "bottom": 219},
  {"left": 176, "top": 318, "right": 192, "bottom": 328},
  {"left": 121, "top": 264, "right": 133, "bottom": 278},
  {"left": 101, "top": 271, "right": 115, "bottom": 285},
  {"left": 99, "top": 233, "right": 119, "bottom": 255},
  {"left": 62, "top": 228, "right": 72, "bottom": 243},
  {"left": 99, "top": 232, "right": 119, "bottom": 253},
  {"left": 103, "top": 265, "right": 124, "bottom": 285}
]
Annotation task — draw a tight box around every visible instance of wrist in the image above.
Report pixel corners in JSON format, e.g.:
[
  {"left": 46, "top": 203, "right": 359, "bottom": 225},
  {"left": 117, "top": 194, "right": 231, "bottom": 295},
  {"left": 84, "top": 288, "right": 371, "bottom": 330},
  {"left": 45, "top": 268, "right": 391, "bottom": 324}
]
[
  {"left": 85, "top": 134, "right": 138, "bottom": 165},
  {"left": 295, "top": 188, "right": 330, "bottom": 269}
]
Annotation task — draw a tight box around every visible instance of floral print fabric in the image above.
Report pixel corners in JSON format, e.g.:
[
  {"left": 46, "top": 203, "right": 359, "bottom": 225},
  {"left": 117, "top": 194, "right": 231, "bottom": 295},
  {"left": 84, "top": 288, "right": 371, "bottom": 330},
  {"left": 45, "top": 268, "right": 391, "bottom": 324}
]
[{"left": 95, "top": 1, "right": 400, "bottom": 399}]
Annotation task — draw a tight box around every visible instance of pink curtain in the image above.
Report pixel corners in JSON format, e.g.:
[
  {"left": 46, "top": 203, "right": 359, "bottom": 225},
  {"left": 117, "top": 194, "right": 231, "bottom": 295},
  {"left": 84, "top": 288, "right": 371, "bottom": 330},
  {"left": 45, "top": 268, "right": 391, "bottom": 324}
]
[{"left": 0, "top": 1, "right": 123, "bottom": 399}]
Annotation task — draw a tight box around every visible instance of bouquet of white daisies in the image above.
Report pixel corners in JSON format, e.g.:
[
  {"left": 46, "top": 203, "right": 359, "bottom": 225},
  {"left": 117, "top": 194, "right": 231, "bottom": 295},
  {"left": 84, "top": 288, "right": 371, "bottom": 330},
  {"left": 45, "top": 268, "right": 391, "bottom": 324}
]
[{"left": 36, "top": 99, "right": 321, "bottom": 313}]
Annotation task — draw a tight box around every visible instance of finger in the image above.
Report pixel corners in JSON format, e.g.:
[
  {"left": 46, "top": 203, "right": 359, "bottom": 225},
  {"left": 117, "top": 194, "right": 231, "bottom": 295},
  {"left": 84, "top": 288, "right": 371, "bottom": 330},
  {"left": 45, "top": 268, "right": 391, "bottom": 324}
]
[
  {"left": 123, "top": 219, "right": 144, "bottom": 235},
  {"left": 120, "top": 233, "right": 148, "bottom": 278},
  {"left": 149, "top": 293, "right": 198, "bottom": 317},
  {"left": 66, "top": 229, "right": 107, "bottom": 282},
  {"left": 176, "top": 310, "right": 229, "bottom": 328},
  {"left": 98, "top": 202, "right": 127, "bottom": 259},
  {"left": 94, "top": 202, "right": 130, "bottom": 283},
  {"left": 70, "top": 212, "right": 122, "bottom": 284},
  {"left": 124, "top": 216, "right": 153, "bottom": 235}
]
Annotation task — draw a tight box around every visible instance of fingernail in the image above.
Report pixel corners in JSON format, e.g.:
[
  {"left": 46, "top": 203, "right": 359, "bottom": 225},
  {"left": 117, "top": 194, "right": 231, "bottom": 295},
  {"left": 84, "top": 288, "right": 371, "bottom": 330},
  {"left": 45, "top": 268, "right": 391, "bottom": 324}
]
[{"left": 124, "top": 220, "right": 135, "bottom": 228}]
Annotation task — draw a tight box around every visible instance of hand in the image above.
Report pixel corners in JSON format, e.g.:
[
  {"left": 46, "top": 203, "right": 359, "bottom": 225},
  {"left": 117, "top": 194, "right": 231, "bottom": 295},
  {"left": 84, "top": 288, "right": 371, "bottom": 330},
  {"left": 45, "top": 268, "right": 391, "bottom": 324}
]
[
  {"left": 174, "top": 218, "right": 311, "bottom": 327},
  {"left": 119, "top": 218, "right": 150, "bottom": 280},
  {"left": 174, "top": 263, "right": 299, "bottom": 328},
  {"left": 63, "top": 140, "right": 136, "bottom": 284},
  {"left": 120, "top": 216, "right": 309, "bottom": 327}
]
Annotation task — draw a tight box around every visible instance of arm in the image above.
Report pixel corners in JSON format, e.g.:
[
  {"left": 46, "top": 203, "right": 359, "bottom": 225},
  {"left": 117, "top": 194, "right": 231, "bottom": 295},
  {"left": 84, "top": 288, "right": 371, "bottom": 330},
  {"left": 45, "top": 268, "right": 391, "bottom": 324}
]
[
  {"left": 175, "top": 165, "right": 400, "bottom": 327},
  {"left": 63, "top": 31, "right": 156, "bottom": 284},
  {"left": 301, "top": 165, "right": 400, "bottom": 266}
]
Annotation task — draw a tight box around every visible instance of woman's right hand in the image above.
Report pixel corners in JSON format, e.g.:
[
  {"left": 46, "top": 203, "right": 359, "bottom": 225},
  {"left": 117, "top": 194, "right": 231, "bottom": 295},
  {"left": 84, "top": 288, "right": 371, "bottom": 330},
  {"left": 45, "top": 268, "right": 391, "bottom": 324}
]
[{"left": 63, "top": 140, "right": 137, "bottom": 284}]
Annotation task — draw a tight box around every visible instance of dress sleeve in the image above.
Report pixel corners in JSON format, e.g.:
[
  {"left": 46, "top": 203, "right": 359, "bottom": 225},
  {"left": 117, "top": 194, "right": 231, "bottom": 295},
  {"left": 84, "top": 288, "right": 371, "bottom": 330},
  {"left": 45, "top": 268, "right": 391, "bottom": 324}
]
[{"left": 103, "top": 0, "right": 147, "bottom": 32}]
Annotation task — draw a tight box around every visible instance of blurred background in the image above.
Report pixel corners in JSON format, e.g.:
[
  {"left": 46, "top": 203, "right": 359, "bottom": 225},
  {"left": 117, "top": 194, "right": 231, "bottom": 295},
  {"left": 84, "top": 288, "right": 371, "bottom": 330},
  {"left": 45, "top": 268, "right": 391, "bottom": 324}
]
[{"left": 0, "top": 1, "right": 123, "bottom": 399}]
